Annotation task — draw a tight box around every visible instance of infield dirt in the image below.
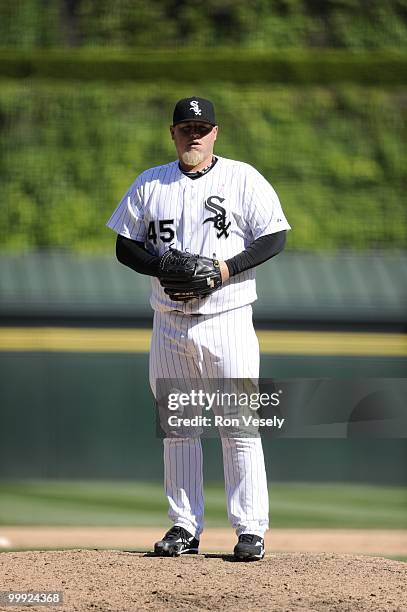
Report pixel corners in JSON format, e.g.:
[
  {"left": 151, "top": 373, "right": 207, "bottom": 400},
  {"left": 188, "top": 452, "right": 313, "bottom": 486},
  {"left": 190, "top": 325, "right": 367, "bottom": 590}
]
[{"left": 1, "top": 549, "right": 406, "bottom": 611}]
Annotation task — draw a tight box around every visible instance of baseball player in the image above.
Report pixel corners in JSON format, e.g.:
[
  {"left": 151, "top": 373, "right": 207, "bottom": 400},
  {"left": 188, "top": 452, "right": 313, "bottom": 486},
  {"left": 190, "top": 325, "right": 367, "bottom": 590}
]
[{"left": 107, "top": 97, "right": 291, "bottom": 561}]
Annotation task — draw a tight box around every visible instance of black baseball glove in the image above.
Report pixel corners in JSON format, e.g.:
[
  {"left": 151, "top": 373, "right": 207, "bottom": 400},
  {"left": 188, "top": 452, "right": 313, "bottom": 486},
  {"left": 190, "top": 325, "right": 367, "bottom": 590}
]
[{"left": 158, "top": 248, "right": 222, "bottom": 302}]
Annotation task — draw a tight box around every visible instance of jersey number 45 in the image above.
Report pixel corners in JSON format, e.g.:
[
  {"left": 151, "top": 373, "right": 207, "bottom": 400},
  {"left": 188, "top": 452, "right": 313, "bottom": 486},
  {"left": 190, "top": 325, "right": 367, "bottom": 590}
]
[{"left": 147, "top": 219, "right": 175, "bottom": 244}]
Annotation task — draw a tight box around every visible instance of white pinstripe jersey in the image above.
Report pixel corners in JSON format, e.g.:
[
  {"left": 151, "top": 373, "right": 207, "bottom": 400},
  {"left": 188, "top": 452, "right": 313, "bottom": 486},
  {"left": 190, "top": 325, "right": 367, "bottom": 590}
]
[{"left": 106, "top": 156, "right": 291, "bottom": 315}]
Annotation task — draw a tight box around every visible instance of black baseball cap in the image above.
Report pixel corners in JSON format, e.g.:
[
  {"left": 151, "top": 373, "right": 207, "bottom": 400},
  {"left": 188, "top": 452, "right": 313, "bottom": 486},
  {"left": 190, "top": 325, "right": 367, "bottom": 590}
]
[{"left": 172, "top": 97, "right": 216, "bottom": 126}]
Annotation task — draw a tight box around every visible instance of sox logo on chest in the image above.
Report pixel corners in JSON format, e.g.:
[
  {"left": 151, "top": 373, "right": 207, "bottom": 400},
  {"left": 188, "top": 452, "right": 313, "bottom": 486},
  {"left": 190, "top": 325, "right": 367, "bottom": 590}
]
[{"left": 147, "top": 194, "right": 231, "bottom": 245}]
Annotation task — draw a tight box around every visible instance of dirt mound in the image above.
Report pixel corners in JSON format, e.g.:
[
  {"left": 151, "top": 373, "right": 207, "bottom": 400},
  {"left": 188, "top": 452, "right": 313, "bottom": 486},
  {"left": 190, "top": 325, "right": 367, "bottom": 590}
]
[
  {"left": 1, "top": 527, "right": 406, "bottom": 556},
  {"left": 0, "top": 550, "right": 405, "bottom": 611}
]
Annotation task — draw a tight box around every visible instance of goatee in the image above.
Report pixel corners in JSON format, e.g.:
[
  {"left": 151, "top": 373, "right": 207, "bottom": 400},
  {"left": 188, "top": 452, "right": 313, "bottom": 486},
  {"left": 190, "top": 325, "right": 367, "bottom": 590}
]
[{"left": 182, "top": 150, "right": 204, "bottom": 167}]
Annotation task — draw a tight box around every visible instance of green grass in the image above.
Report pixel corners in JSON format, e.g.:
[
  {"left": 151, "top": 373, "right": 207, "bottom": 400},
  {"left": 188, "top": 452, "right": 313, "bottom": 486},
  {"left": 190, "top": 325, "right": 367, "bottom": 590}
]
[{"left": 0, "top": 481, "right": 405, "bottom": 529}]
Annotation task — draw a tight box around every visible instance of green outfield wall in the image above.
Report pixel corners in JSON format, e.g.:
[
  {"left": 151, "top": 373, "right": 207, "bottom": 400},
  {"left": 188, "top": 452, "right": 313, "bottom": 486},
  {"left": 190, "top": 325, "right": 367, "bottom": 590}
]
[
  {"left": 1, "top": 252, "right": 406, "bottom": 327},
  {"left": 0, "top": 351, "right": 406, "bottom": 484}
]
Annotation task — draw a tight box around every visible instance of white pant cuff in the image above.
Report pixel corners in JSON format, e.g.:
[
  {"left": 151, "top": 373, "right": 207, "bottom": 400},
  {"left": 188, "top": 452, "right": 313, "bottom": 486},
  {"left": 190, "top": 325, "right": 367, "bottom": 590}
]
[
  {"left": 173, "top": 521, "right": 201, "bottom": 540},
  {"left": 236, "top": 526, "right": 268, "bottom": 538}
]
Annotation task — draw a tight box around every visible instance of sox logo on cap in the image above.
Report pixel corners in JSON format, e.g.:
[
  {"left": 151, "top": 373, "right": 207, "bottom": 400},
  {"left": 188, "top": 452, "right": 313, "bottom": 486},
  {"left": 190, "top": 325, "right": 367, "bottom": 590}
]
[{"left": 189, "top": 100, "right": 202, "bottom": 116}]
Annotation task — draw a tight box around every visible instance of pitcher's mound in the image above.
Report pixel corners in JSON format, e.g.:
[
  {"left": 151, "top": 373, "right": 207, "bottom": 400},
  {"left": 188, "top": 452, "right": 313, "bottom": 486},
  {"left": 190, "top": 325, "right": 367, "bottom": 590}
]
[{"left": 1, "top": 549, "right": 405, "bottom": 611}]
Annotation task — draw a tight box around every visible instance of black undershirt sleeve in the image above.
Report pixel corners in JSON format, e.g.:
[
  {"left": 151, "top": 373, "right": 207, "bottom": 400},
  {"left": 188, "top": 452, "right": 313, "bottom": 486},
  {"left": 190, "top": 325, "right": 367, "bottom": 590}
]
[
  {"left": 116, "top": 234, "right": 161, "bottom": 277},
  {"left": 116, "top": 230, "right": 286, "bottom": 279},
  {"left": 225, "top": 230, "right": 286, "bottom": 277}
]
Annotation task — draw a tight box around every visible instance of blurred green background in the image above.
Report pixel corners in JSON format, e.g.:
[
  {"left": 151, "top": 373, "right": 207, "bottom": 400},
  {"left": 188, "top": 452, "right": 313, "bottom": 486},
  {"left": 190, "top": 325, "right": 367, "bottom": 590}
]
[
  {"left": 0, "top": 1, "right": 406, "bottom": 530},
  {"left": 0, "top": 1, "right": 406, "bottom": 252},
  {"left": 1, "top": 81, "right": 405, "bottom": 252},
  {"left": 1, "top": 481, "right": 406, "bottom": 529}
]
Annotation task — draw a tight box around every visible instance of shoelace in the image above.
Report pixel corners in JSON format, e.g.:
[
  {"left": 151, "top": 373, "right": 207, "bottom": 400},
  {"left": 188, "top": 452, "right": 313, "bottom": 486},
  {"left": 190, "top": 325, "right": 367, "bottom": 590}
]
[
  {"left": 239, "top": 534, "right": 259, "bottom": 544},
  {"left": 165, "top": 526, "right": 191, "bottom": 543}
]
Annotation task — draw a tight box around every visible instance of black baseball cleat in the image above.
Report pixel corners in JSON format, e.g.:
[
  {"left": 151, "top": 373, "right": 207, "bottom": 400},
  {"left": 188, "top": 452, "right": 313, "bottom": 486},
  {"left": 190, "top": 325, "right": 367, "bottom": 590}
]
[
  {"left": 154, "top": 526, "right": 199, "bottom": 557},
  {"left": 233, "top": 534, "right": 265, "bottom": 561}
]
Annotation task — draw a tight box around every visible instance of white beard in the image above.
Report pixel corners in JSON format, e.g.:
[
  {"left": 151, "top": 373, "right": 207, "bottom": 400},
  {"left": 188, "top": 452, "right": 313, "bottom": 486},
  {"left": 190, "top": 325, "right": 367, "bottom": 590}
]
[{"left": 181, "top": 150, "right": 204, "bottom": 167}]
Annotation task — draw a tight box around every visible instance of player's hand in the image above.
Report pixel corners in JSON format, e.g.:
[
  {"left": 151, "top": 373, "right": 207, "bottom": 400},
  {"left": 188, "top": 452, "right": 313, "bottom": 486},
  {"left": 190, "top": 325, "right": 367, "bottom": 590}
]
[{"left": 219, "top": 261, "right": 230, "bottom": 284}]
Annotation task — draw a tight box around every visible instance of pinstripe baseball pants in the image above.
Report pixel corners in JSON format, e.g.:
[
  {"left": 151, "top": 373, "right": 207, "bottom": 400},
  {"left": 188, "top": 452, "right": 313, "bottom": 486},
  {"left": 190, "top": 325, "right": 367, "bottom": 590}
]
[{"left": 149, "top": 305, "right": 269, "bottom": 539}]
